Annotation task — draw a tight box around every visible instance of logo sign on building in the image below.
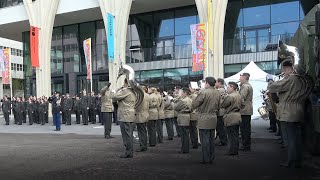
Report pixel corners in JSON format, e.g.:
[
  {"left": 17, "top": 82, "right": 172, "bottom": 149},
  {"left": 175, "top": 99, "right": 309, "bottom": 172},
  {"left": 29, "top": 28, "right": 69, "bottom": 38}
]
[
  {"left": 0, "top": 49, "right": 11, "bottom": 84},
  {"left": 30, "top": 26, "right": 40, "bottom": 67},
  {"left": 190, "top": 23, "right": 206, "bottom": 72},
  {"left": 107, "top": 13, "right": 115, "bottom": 63},
  {"left": 83, "top": 38, "right": 92, "bottom": 80}
]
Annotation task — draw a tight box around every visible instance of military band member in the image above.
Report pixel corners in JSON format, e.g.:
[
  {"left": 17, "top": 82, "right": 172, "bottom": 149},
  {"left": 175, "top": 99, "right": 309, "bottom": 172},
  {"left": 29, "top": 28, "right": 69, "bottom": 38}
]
[
  {"left": 215, "top": 78, "right": 228, "bottom": 146},
  {"left": 164, "top": 91, "right": 174, "bottom": 140},
  {"left": 111, "top": 79, "right": 136, "bottom": 158},
  {"left": 16, "top": 98, "right": 23, "bottom": 125},
  {"left": 156, "top": 88, "right": 165, "bottom": 144},
  {"left": 89, "top": 92, "right": 97, "bottom": 124},
  {"left": 73, "top": 96, "right": 81, "bottom": 124},
  {"left": 135, "top": 86, "right": 149, "bottom": 152},
  {"left": 175, "top": 87, "right": 192, "bottom": 154},
  {"left": 27, "top": 98, "right": 35, "bottom": 125},
  {"left": 239, "top": 73, "right": 253, "bottom": 151},
  {"left": 173, "top": 86, "right": 182, "bottom": 137},
  {"left": 21, "top": 98, "right": 27, "bottom": 123},
  {"left": 2, "top": 96, "right": 11, "bottom": 125},
  {"left": 189, "top": 87, "right": 199, "bottom": 149},
  {"left": 267, "top": 59, "right": 306, "bottom": 168},
  {"left": 192, "top": 77, "right": 220, "bottom": 164},
  {"left": 39, "top": 99, "right": 47, "bottom": 125},
  {"left": 63, "top": 93, "right": 73, "bottom": 125},
  {"left": 80, "top": 90, "right": 90, "bottom": 125},
  {"left": 148, "top": 87, "right": 159, "bottom": 147},
  {"left": 100, "top": 83, "right": 114, "bottom": 139},
  {"left": 221, "top": 82, "right": 242, "bottom": 156}
]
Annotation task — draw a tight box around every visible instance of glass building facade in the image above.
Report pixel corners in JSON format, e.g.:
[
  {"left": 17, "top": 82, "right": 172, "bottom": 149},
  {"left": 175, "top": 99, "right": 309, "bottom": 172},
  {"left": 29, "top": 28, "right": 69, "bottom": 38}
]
[{"left": 22, "top": 1, "right": 317, "bottom": 96}]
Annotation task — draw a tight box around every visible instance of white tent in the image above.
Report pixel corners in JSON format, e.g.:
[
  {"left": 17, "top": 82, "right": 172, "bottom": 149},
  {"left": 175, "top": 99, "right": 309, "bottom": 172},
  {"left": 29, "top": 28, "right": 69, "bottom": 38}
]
[{"left": 224, "top": 61, "right": 269, "bottom": 120}]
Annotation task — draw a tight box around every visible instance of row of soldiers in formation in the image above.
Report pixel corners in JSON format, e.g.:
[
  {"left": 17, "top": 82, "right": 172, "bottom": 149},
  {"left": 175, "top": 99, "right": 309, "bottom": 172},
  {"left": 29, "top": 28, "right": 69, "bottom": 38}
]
[
  {"left": 0, "top": 92, "right": 109, "bottom": 126},
  {"left": 106, "top": 74, "right": 254, "bottom": 162}
]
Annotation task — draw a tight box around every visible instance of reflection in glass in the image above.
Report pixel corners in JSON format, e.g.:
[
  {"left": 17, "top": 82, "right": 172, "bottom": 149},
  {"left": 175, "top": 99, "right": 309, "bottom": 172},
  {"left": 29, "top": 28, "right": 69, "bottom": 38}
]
[
  {"left": 245, "top": 30, "right": 256, "bottom": 53},
  {"left": 243, "top": 4, "right": 270, "bottom": 27},
  {"left": 175, "top": 7, "right": 197, "bottom": 35},
  {"left": 63, "top": 25, "right": 80, "bottom": 73},
  {"left": 257, "top": 29, "right": 270, "bottom": 51},
  {"left": 271, "top": 1, "right": 300, "bottom": 23},
  {"left": 51, "top": 27, "right": 63, "bottom": 74},
  {"left": 154, "top": 11, "right": 174, "bottom": 38},
  {"left": 96, "top": 21, "right": 108, "bottom": 71}
]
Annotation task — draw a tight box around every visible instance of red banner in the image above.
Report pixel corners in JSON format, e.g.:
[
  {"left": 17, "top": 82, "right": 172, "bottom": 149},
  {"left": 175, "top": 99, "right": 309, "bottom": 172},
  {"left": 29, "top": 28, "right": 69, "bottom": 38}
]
[{"left": 30, "top": 26, "right": 39, "bottom": 67}]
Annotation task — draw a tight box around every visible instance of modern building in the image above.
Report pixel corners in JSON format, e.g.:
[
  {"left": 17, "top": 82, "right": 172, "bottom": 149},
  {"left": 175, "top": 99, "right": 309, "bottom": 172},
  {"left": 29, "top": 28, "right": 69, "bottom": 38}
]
[
  {"left": 0, "top": 37, "right": 24, "bottom": 98},
  {"left": 0, "top": 0, "right": 317, "bottom": 97}
]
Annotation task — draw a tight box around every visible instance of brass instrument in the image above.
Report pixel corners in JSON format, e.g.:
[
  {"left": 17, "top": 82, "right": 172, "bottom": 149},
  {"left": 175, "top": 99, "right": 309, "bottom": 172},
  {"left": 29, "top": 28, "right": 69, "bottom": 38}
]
[{"left": 258, "top": 106, "right": 268, "bottom": 120}]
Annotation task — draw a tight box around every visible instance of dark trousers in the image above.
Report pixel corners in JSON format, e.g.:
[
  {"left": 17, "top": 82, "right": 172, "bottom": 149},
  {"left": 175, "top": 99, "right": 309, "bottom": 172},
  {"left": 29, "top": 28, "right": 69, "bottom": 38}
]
[
  {"left": 65, "top": 110, "right": 71, "bottom": 125},
  {"left": 97, "top": 110, "right": 102, "bottom": 123},
  {"left": 280, "top": 122, "right": 303, "bottom": 166},
  {"left": 165, "top": 118, "right": 174, "bottom": 139},
  {"left": 189, "top": 121, "right": 198, "bottom": 148},
  {"left": 180, "top": 126, "right": 190, "bottom": 153},
  {"left": 82, "top": 108, "right": 88, "bottom": 124},
  {"left": 103, "top": 112, "right": 112, "bottom": 136},
  {"left": 226, "top": 125, "right": 239, "bottom": 154},
  {"left": 23, "top": 111, "right": 26, "bottom": 123},
  {"left": 147, "top": 120, "right": 157, "bottom": 146},
  {"left": 34, "top": 111, "right": 39, "bottom": 124},
  {"left": 45, "top": 111, "right": 48, "bottom": 123},
  {"left": 40, "top": 112, "right": 45, "bottom": 125},
  {"left": 28, "top": 111, "right": 34, "bottom": 125},
  {"left": 62, "top": 111, "right": 66, "bottom": 124},
  {"left": 199, "top": 129, "right": 215, "bottom": 163},
  {"left": 137, "top": 123, "right": 148, "bottom": 150},
  {"left": 13, "top": 110, "right": 17, "bottom": 124},
  {"left": 119, "top": 121, "right": 134, "bottom": 156},
  {"left": 173, "top": 117, "right": 181, "bottom": 136},
  {"left": 89, "top": 108, "right": 96, "bottom": 123},
  {"left": 4, "top": 112, "right": 9, "bottom": 125},
  {"left": 217, "top": 116, "right": 228, "bottom": 145},
  {"left": 269, "top": 111, "right": 277, "bottom": 132},
  {"left": 17, "top": 112, "right": 22, "bottom": 125},
  {"left": 156, "top": 120, "right": 164, "bottom": 143},
  {"left": 113, "top": 108, "right": 118, "bottom": 124},
  {"left": 240, "top": 115, "right": 251, "bottom": 149},
  {"left": 75, "top": 110, "right": 81, "bottom": 124},
  {"left": 53, "top": 112, "right": 61, "bottom": 130}
]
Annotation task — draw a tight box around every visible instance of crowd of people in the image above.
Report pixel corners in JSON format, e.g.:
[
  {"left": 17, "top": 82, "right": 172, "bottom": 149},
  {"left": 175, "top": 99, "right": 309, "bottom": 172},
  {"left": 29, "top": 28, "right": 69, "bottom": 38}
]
[{"left": 1, "top": 58, "right": 307, "bottom": 167}]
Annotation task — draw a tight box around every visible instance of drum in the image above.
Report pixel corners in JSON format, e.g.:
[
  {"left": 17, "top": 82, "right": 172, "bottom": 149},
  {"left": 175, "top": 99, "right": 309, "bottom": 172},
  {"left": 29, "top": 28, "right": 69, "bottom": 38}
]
[{"left": 258, "top": 106, "right": 269, "bottom": 120}]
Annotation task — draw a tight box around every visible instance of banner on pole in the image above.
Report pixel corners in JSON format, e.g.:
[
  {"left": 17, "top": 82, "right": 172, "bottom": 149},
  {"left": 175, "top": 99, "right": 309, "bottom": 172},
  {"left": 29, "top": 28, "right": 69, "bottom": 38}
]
[
  {"left": 30, "top": 26, "right": 39, "bottom": 67},
  {"left": 107, "top": 13, "right": 115, "bottom": 62},
  {"left": 0, "top": 48, "right": 11, "bottom": 84},
  {"left": 83, "top": 38, "right": 92, "bottom": 80},
  {"left": 190, "top": 23, "right": 206, "bottom": 72}
]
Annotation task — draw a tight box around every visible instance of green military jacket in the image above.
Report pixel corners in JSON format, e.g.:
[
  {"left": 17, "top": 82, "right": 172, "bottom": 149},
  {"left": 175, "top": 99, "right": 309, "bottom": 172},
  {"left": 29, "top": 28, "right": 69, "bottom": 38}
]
[
  {"left": 111, "top": 88, "right": 136, "bottom": 122},
  {"left": 239, "top": 81, "right": 253, "bottom": 115},
  {"left": 175, "top": 96, "right": 192, "bottom": 126},
  {"left": 221, "top": 91, "right": 242, "bottom": 127}
]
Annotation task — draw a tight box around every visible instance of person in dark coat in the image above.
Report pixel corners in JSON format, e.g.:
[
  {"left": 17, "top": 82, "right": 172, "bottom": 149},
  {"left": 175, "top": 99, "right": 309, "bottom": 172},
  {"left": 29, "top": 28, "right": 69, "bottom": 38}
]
[
  {"left": 27, "top": 98, "right": 35, "bottom": 125},
  {"left": 89, "top": 92, "right": 97, "bottom": 124},
  {"left": 80, "top": 90, "right": 89, "bottom": 125},
  {"left": 63, "top": 93, "right": 73, "bottom": 125},
  {"left": 49, "top": 92, "right": 62, "bottom": 131},
  {"left": 73, "top": 96, "right": 81, "bottom": 124},
  {"left": 1, "top": 96, "right": 11, "bottom": 125}
]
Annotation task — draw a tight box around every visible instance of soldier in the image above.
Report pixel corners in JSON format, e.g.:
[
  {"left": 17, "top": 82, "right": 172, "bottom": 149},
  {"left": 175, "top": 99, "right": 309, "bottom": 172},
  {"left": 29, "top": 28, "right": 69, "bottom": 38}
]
[
  {"left": 156, "top": 88, "right": 165, "bottom": 144},
  {"left": 221, "top": 82, "right": 242, "bottom": 156},
  {"left": 44, "top": 97, "right": 49, "bottom": 123},
  {"left": 268, "top": 59, "right": 308, "bottom": 168},
  {"left": 63, "top": 93, "right": 73, "bottom": 125},
  {"left": 189, "top": 87, "right": 199, "bottom": 149},
  {"left": 50, "top": 92, "right": 62, "bottom": 131},
  {"left": 16, "top": 97, "right": 23, "bottom": 125},
  {"left": 39, "top": 99, "right": 47, "bottom": 125},
  {"left": 100, "top": 83, "right": 114, "bottom": 139},
  {"left": 89, "top": 92, "right": 97, "bottom": 124},
  {"left": 21, "top": 97, "right": 27, "bottom": 123},
  {"left": 239, "top": 73, "right": 253, "bottom": 151},
  {"left": 164, "top": 91, "right": 174, "bottom": 140},
  {"left": 175, "top": 87, "right": 192, "bottom": 154},
  {"left": 173, "top": 86, "right": 182, "bottom": 137},
  {"left": 215, "top": 78, "right": 228, "bottom": 146},
  {"left": 192, "top": 77, "right": 220, "bottom": 164},
  {"left": 12, "top": 97, "right": 17, "bottom": 124},
  {"left": 27, "top": 98, "right": 35, "bottom": 125},
  {"left": 147, "top": 87, "right": 159, "bottom": 147},
  {"left": 111, "top": 79, "right": 136, "bottom": 158},
  {"left": 135, "top": 86, "right": 149, "bottom": 152},
  {"left": 80, "top": 90, "right": 90, "bottom": 125},
  {"left": 35, "top": 98, "right": 41, "bottom": 124},
  {"left": 96, "top": 94, "right": 102, "bottom": 124},
  {"left": 73, "top": 96, "right": 81, "bottom": 124},
  {"left": 1, "top": 96, "right": 11, "bottom": 125},
  {"left": 61, "top": 95, "right": 66, "bottom": 124}
]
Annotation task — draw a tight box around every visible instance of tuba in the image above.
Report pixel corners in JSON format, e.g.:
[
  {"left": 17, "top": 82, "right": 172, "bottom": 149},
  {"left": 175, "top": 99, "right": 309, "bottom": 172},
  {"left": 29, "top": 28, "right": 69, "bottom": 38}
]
[
  {"left": 117, "top": 63, "right": 144, "bottom": 109},
  {"left": 277, "top": 40, "right": 314, "bottom": 100}
]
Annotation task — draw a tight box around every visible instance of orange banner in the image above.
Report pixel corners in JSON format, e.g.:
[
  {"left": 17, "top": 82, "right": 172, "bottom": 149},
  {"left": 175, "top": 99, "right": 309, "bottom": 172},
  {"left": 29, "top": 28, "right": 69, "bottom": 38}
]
[
  {"left": 1, "top": 49, "right": 11, "bottom": 84},
  {"left": 30, "top": 26, "right": 39, "bottom": 67}
]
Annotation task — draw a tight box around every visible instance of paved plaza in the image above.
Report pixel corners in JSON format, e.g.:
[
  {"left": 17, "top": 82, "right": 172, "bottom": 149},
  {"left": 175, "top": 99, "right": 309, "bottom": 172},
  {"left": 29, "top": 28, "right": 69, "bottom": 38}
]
[{"left": 0, "top": 116, "right": 318, "bottom": 180}]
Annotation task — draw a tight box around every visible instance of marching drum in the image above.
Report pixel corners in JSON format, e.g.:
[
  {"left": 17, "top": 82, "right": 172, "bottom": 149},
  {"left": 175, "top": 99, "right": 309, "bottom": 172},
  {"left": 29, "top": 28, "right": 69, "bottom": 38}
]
[{"left": 258, "top": 106, "right": 269, "bottom": 120}]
